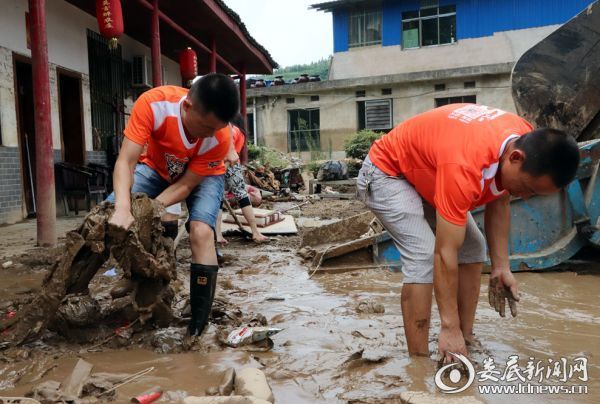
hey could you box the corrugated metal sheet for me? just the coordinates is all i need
[333,9,349,52]
[331,0,594,50]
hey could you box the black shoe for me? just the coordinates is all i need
[188,264,219,336]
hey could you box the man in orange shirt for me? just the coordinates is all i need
[107,73,239,336]
[357,104,580,362]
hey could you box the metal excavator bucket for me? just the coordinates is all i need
[511,0,600,140]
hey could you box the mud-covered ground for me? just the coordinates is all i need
[0,199,598,403]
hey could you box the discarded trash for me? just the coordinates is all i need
[218,368,235,396]
[264,297,285,302]
[131,387,163,403]
[226,326,283,348]
[2,261,13,269]
[103,267,118,277]
[234,368,275,403]
[355,299,385,314]
[317,160,349,181]
[5,310,16,319]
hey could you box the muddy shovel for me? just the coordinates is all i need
[223,199,253,239]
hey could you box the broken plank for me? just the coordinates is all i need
[61,358,93,399]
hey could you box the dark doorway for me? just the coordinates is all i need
[14,58,36,217]
[58,70,85,165]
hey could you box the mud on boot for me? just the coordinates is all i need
[188,263,219,336]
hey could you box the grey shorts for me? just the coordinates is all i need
[356,156,486,284]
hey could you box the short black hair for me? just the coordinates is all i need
[514,128,579,188]
[189,73,239,122]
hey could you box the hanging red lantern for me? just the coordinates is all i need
[96,0,124,50]
[179,47,198,84]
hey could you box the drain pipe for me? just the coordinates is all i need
[252,97,257,146]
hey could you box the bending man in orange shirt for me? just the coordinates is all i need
[107,74,239,336]
[357,104,580,362]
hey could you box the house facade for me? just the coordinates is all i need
[247,0,592,159]
[0,0,275,225]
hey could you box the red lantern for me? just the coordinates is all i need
[96,0,124,50]
[179,47,198,84]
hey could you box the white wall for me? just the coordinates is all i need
[329,25,559,80]
[253,73,514,156]
[0,0,182,152]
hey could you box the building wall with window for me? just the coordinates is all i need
[247,0,592,158]
[0,0,181,224]
[329,0,592,80]
[249,67,512,159]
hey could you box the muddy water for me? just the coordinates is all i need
[1,226,599,402]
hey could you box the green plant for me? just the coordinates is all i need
[246,143,289,168]
[344,130,384,160]
[305,161,321,179]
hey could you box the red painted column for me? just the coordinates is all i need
[209,36,217,73]
[239,65,247,119]
[151,0,162,86]
[239,66,248,163]
[29,0,56,246]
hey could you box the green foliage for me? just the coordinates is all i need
[344,130,384,160]
[246,143,289,169]
[305,161,322,179]
[253,58,330,82]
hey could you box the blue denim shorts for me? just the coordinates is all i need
[106,164,224,229]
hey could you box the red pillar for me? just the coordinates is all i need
[151,0,162,87]
[239,66,248,163]
[209,36,217,73]
[239,65,247,119]
[29,0,56,246]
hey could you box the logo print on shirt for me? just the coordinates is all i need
[165,153,189,181]
[448,105,507,124]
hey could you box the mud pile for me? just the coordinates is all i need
[0,194,176,347]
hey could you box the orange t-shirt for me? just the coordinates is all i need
[124,85,231,182]
[232,125,245,154]
[368,104,534,226]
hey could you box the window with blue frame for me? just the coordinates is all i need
[402,4,456,48]
[349,8,382,48]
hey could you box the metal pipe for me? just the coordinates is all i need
[151,0,162,86]
[29,0,56,246]
[135,0,239,74]
[252,97,257,146]
[209,36,217,73]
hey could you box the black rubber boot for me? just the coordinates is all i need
[162,220,178,240]
[188,263,219,336]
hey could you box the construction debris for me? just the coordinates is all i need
[234,368,275,403]
[0,194,176,347]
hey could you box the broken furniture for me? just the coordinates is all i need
[305,141,600,273]
[308,178,357,195]
[55,162,108,215]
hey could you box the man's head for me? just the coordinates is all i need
[181,73,240,138]
[500,128,579,199]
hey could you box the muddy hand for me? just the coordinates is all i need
[489,271,519,317]
[108,207,134,230]
[438,327,467,364]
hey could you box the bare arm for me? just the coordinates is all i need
[434,213,468,361]
[109,138,144,229]
[485,194,510,270]
[155,169,203,207]
[485,194,519,317]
